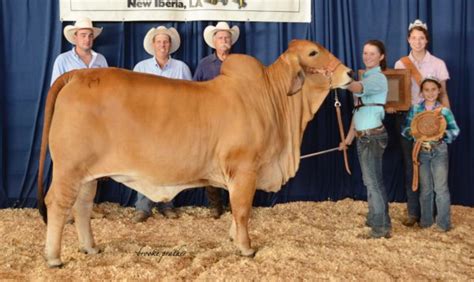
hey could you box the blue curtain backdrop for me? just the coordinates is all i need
[1,0,473,208]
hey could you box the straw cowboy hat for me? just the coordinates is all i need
[143,26,181,56]
[203,22,240,49]
[63,17,103,45]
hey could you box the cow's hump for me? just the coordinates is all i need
[221,54,265,81]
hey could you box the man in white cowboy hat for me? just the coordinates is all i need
[131,26,192,223]
[133,26,191,79]
[193,22,240,218]
[50,17,108,85]
[193,21,240,81]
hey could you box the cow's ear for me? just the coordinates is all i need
[288,70,305,95]
[282,52,304,95]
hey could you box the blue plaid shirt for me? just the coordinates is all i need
[402,101,460,144]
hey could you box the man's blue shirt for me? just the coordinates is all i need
[133,57,192,80]
[193,53,222,81]
[50,47,108,85]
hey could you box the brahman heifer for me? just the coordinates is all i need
[38,40,352,267]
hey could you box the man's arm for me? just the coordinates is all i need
[101,56,108,67]
[193,63,203,81]
[183,64,192,81]
[50,57,63,86]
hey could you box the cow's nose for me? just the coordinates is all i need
[347,69,354,78]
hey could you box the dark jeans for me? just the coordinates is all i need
[357,129,391,237]
[135,192,174,215]
[206,186,224,210]
[418,143,451,230]
[395,113,420,219]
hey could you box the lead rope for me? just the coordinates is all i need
[300,89,351,175]
[411,140,422,191]
[334,90,351,175]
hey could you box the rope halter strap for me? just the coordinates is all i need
[305,58,342,88]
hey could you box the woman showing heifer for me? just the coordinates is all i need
[341,40,391,239]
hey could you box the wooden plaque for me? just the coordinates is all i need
[358,68,411,111]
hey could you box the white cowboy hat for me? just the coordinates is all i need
[203,22,240,49]
[63,17,103,45]
[143,26,181,56]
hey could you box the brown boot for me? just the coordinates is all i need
[206,186,224,219]
[161,208,179,219]
[402,216,419,227]
[358,231,392,239]
[210,206,224,219]
[132,210,150,223]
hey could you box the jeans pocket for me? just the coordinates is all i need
[358,136,371,144]
[377,136,388,149]
[438,142,448,153]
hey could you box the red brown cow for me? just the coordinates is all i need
[38,40,352,267]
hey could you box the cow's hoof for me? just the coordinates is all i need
[228,223,236,242]
[47,258,64,268]
[240,248,256,257]
[228,232,236,242]
[79,246,100,255]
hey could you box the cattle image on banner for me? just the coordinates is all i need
[204,0,248,8]
[37,40,353,267]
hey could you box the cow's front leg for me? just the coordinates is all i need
[72,180,99,255]
[44,179,80,268]
[228,170,257,257]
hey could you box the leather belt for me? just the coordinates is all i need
[353,103,385,112]
[355,125,385,138]
[420,140,443,151]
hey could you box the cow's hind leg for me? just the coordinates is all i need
[228,170,257,257]
[44,177,81,268]
[229,218,237,241]
[72,180,99,255]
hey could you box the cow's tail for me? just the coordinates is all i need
[38,71,75,224]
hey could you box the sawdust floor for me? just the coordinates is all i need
[0,199,473,280]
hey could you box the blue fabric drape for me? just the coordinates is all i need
[1,0,473,208]
[0,2,6,208]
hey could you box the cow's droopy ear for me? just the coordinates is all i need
[288,70,305,95]
[282,52,305,95]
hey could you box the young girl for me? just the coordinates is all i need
[342,40,390,239]
[402,77,460,231]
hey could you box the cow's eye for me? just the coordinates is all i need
[309,50,318,57]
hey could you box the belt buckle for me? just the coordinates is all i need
[356,130,365,138]
[421,143,432,151]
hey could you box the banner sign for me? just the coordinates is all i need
[59,0,311,23]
